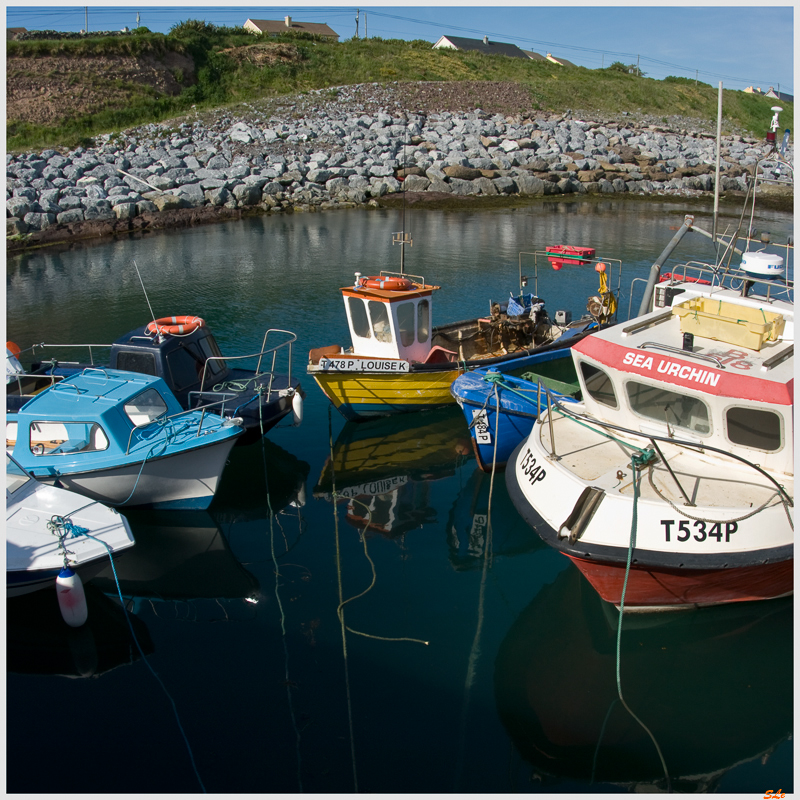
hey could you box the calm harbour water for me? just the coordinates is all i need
[6,198,793,793]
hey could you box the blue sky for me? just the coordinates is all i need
[6,4,794,95]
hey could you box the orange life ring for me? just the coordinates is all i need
[6,341,21,357]
[361,276,413,291]
[146,316,206,336]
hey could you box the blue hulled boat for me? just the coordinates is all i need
[451,350,581,472]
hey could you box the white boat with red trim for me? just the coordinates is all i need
[506,211,793,609]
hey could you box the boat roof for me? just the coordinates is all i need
[17,368,180,417]
[574,282,794,404]
[340,282,439,301]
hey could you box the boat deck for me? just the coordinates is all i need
[536,409,793,512]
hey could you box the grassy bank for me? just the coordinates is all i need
[7,22,793,151]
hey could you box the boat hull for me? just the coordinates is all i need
[310,368,458,421]
[506,439,794,609]
[34,438,239,510]
[565,554,793,609]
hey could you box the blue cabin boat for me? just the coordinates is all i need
[7,368,243,510]
[451,350,582,472]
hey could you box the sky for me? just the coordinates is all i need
[4,4,795,96]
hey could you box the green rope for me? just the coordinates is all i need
[614,453,671,791]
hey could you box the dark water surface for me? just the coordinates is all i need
[6,199,793,793]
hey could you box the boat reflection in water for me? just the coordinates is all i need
[446,467,545,570]
[494,565,792,792]
[314,407,472,538]
[90,510,262,615]
[7,582,153,678]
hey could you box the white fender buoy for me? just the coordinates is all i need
[56,567,88,627]
[292,391,304,427]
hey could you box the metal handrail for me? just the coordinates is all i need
[637,342,727,369]
[124,398,237,454]
[31,342,113,365]
[198,329,297,397]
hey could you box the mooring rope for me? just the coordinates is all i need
[615,452,671,792]
[329,406,359,793]
[80,525,207,793]
[262,428,304,791]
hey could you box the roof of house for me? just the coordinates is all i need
[522,49,548,61]
[245,18,338,39]
[7,27,27,40]
[545,53,578,68]
[433,35,530,59]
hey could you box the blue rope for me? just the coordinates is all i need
[72,524,207,793]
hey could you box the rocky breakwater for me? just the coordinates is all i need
[6,84,792,250]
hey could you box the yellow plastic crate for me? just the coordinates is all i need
[672,297,785,351]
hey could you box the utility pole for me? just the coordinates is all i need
[355,8,359,38]
[636,54,640,76]
[136,11,140,29]
[695,69,698,86]
[364,12,367,38]
[85,6,88,32]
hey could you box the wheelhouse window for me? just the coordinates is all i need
[626,381,710,435]
[396,302,416,347]
[124,388,168,426]
[166,339,223,390]
[579,362,618,408]
[417,299,430,343]
[368,301,393,343]
[116,351,157,376]
[725,406,782,451]
[196,335,226,378]
[29,421,109,455]
[348,297,371,339]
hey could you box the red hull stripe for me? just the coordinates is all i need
[567,554,793,607]
[574,335,792,405]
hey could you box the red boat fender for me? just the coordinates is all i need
[146,315,206,335]
[361,276,413,291]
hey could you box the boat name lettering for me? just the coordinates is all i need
[661,519,737,543]
[320,358,410,373]
[520,448,546,486]
[622,351,721,386]
[764,792,786,799]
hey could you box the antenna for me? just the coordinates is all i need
[392,137,412,274]
[133,261,159,331]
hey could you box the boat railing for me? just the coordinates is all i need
[519,251,623,308]
[124,398,239,454]
[537,388,793,507]
[196,328,297,399]
[30,342,113,366]
[378,269,427,287]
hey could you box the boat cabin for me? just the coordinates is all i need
[107,323,229,408]
[340,273,442,363]
[8,369,189,465]
[569,283,794,477]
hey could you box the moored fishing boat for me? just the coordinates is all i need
[308,241,617,421]
[8,316,304,443]
[7,368,243,510]
[506,209,794,608]
[451,351,582,473]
